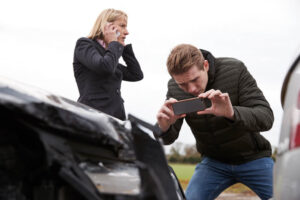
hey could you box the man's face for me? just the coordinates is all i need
[172,61,209,96]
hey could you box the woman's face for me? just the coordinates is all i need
[113,17,129,46]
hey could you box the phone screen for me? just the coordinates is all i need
[172,97,211,115]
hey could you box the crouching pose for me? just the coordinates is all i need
[156,44,274,200]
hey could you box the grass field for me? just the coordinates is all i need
[170,163,196,180]
[169,163,254,195]
[169,163,195,189]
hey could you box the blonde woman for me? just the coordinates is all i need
[73,9,143,120]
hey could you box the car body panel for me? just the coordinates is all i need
[0,77,185,200]
[274,54,300,200]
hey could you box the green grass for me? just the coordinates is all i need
[169,163,195,180]
[169,163,195,189]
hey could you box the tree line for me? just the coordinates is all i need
[166,142,202,164]
[167,142,277,164]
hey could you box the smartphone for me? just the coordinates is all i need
[172,97,212,115]
[116,30,120,37]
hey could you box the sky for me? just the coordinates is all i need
[1,0,300,149]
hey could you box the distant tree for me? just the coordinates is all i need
[167,142,202,164]
[183,144,201,164]
[168,142,183,163]
[170,142,183,156]
[184,144,198,157]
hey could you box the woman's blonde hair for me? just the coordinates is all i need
[88,9,127,40]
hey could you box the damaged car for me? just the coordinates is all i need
[0,77,185,200]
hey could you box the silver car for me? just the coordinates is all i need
[273,54,300,200]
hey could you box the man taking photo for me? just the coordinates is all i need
[156,44,274,200]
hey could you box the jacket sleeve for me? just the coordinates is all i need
[158,81,184,145]
[75,38,124,75]
[233,64,274,132]
[119,44,144,81]
[159,118,184,145]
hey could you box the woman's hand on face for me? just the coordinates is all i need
[103,23,118,45]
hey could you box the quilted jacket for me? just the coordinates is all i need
[161,50,274,164]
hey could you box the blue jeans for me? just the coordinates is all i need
[185,157,273,200]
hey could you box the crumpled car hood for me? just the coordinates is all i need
[0,77,134,160]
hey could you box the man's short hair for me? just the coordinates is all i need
[167,44,204,75]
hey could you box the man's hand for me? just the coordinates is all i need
[156,98,186,132]
[197,89,234,120]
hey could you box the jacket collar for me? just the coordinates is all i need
[91,38,106,54]
[200,49,216,90]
